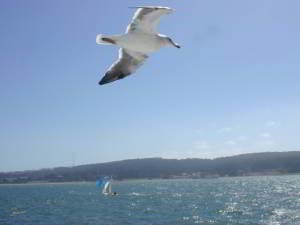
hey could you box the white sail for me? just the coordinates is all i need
[102,181,112,195]
[108,182,112,193]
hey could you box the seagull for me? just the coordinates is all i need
[96,6,180,85]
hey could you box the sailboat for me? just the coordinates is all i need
[102,180,112,195]
[96,176,117,195]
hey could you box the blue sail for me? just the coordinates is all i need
[96,176,111,187]
[96,180,103,187]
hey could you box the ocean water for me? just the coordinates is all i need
[0,175,300,225]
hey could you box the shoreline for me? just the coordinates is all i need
[1,173,300,185]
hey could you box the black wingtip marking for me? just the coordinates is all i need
[101,37,116,44]
[99,74,111,85]
[99,72,131,86]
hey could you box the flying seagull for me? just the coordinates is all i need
[96,6,180,85]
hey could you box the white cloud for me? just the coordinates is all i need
[260,132,272,138]
[266,120,281,127]
[257,132,276,148]
[194,141,210,149]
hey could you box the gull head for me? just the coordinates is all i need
[164,36,180,48]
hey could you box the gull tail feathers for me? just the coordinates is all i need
[96,34,117,45]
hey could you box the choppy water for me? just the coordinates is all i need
[0,175,300,225]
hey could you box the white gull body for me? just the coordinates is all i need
[96,6,180,85]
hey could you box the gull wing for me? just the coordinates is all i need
[99,49,148,85]
[126,6,174,34]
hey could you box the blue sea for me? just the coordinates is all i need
[0,175,300,225]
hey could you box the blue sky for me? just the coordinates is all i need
[1,0,300,171]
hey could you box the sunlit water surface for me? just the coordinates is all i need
[0,175,300,225]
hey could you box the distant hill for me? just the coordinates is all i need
[1,151,300,183]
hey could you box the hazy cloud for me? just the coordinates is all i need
[262,139,275,146]
[266,120,281,127]
[218,127,233,133]
[260,132,272,138]
[194,141,210,150]
[225,140,237,145]
[237,136,247,141]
